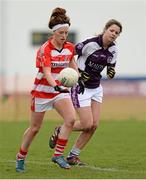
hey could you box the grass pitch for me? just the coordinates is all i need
[0,120,146,179]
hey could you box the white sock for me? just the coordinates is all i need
[68,147,81,157]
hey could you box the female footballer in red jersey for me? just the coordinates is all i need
[15,7,84,171]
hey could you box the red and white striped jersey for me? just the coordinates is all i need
[31,39,75,99]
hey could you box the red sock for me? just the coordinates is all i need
[16,148,28,160]
[53,138,68,157]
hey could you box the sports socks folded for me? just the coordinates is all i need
[53,138,68,157]
[68,147,81,158]
[16,148,28,160]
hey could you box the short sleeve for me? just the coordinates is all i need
[75,38,97,57]
[36,46,51,68]
[108,45,118,67]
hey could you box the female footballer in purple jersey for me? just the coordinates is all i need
[49,19,122,165]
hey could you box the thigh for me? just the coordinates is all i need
[92,85,103,103]
[91,100,101,126]
[32,93,70,112]
[53,98,76,122]
[71,86,92,108]
[77,106,93,128]
[30,111,45,128]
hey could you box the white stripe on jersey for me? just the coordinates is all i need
[33,84,66,93]
[33,84,55,93]
[36,72,44,80]
[77,42,101,71]
[51,48,72,56]
[82,42,101,57]
[36,72,58,80]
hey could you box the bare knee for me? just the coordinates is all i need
[29,125,41,135]
[84,124,98,133]
[91,124,98,132]
[64,116,75,129]
[82,123,93,132]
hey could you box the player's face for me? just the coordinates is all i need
[103,24,121,43]
[53,27,69,45]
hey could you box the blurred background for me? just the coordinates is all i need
[0,0,146,121]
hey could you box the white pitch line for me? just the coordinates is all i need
[1,159,146,174]
[79,165,122,172]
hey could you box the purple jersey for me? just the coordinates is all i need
[75,35,118,88]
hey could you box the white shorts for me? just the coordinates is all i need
[31,93,70,112]
[71,85,103,108]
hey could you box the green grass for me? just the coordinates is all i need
[0,120,146,179]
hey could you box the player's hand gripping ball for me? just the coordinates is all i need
[57,67,79,87]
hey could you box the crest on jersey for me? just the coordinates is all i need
[107,56,113,63]
[76,43,84,49]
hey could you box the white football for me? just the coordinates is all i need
[57,67,79,87]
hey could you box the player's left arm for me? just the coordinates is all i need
[107,66,116,79]
[107,46,118,79]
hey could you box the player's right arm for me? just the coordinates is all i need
[42,66,57,87]
[37,45,69,93]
